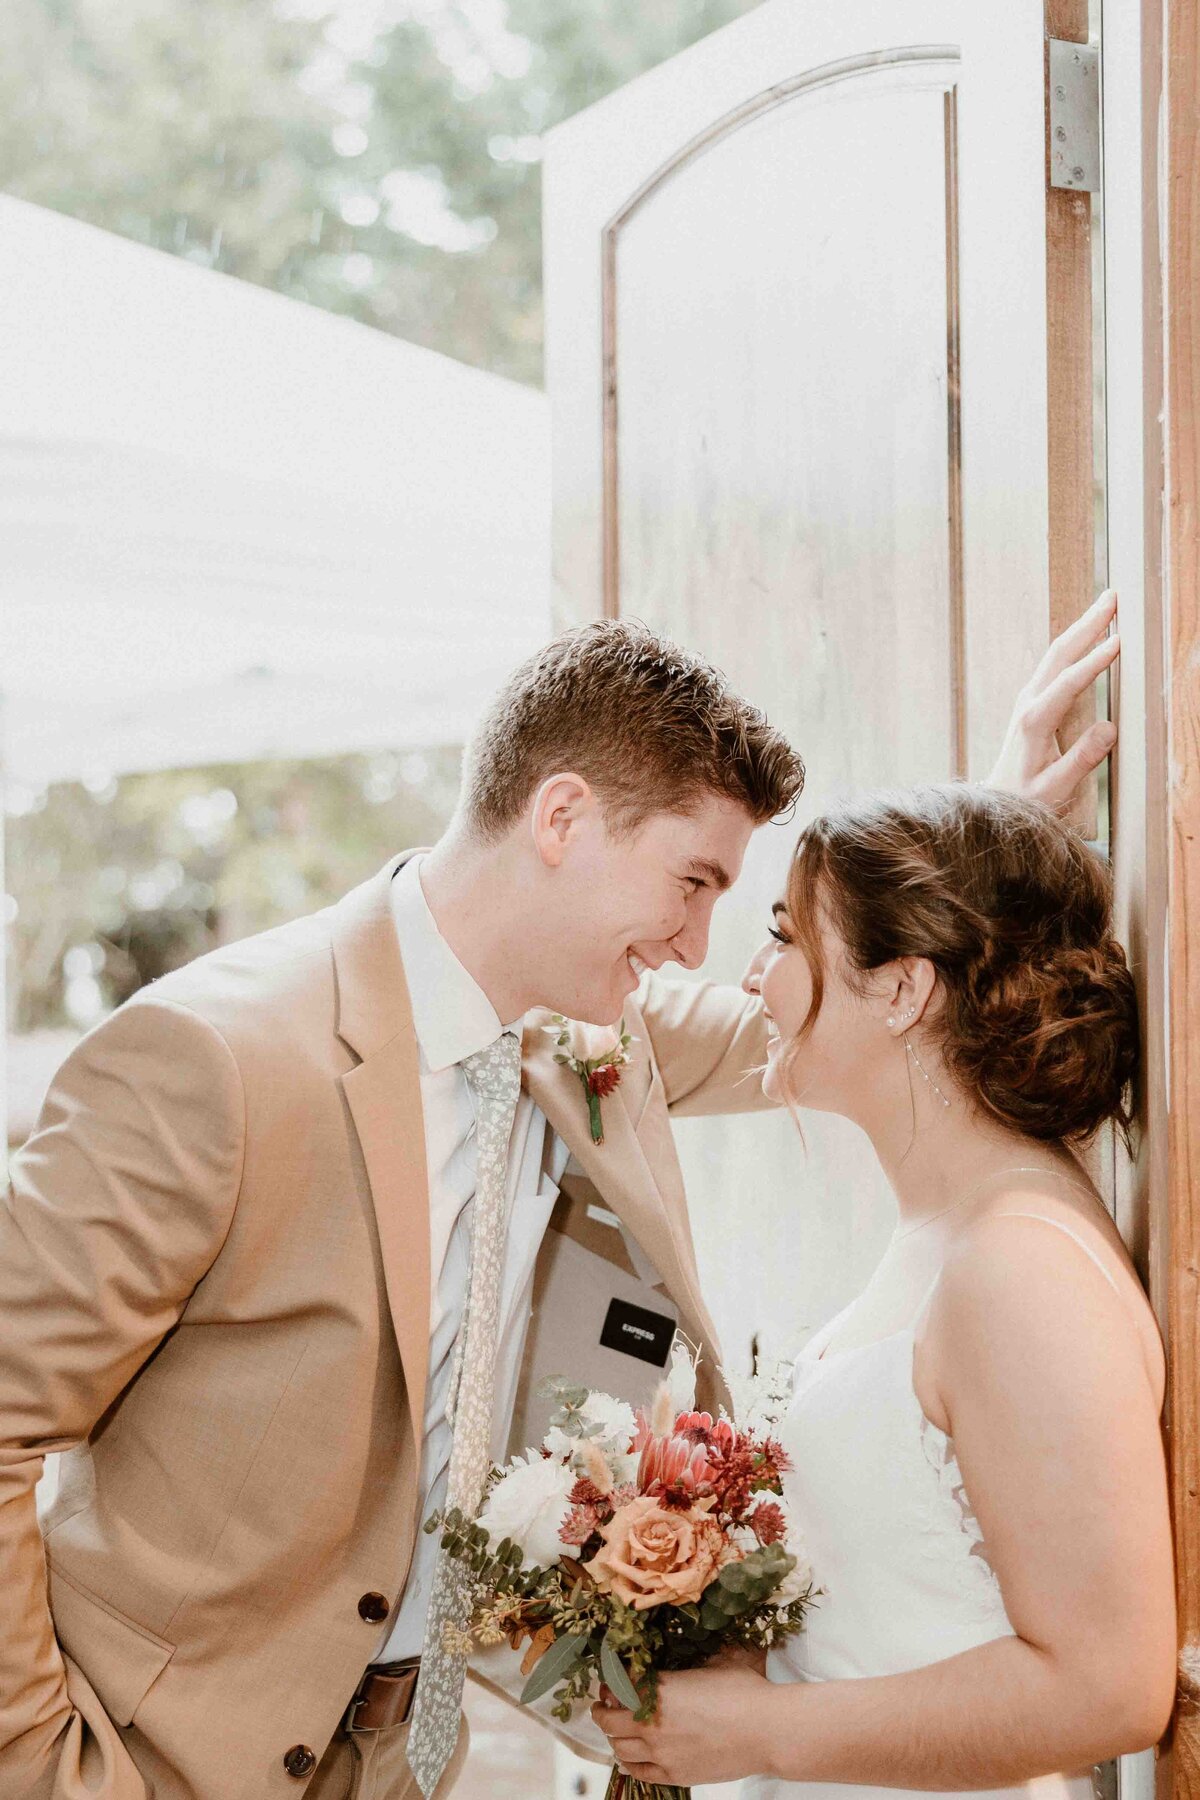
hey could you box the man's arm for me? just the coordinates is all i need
[0,995,244,1800]
[637,975,775,1118]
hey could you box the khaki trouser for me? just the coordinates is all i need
[307,1715,470,1800]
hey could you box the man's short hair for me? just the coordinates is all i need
[461,618,804,841]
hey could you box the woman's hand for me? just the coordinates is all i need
[591,1649,776,1788]
[986,588,1119,810]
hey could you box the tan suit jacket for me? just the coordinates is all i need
[0,854,772,1800]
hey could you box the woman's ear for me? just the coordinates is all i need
[899,956,939,1024]
[880,956,939,1030]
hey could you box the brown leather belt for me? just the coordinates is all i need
[343,1657,422,1734]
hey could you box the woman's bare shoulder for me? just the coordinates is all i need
[931,1184,1165,1407]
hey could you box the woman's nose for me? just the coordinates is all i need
[741,944,768,995]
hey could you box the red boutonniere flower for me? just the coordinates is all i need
[544,1015,636,1145]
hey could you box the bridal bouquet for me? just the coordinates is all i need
[425,1349,814,1800]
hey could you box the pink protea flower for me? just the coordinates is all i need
[675,1412,736,1455]
[638,1431,717,1510]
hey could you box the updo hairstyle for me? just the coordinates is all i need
[782,784,1138,1145]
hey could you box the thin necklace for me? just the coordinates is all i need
[892,1163,1093,1241]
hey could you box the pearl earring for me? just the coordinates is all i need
[905,1036,952,1109]
[888,1005,917,1029]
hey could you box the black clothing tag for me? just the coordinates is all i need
[599,1296,675,1367]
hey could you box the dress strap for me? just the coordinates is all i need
[909,1264,948,1333]
[909,1209,1121,1336]
[988,1211,1122,1297]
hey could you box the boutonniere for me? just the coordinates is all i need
[542,1015,637,1145]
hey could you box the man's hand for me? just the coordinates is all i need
[986,589,1119,811]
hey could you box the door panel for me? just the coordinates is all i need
[545,0,1064,1366]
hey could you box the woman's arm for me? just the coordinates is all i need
[596,1213,1175,1789]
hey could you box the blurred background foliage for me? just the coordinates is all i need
[0,0,758,385]
[2,0,758,1083]
[6,748,462,1038]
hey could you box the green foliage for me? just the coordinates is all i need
[0,0,762,384]
[599,1629,643,1712]
[5,748,461,1035]
[519,1628,589,1704]
[541,1376,606,1440]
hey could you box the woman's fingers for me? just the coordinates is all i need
[1025,632,1120,733]
[1031,718,1119,809]
[1028,589,1118,695]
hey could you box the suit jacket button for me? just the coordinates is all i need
[284,1745,316,1778]
[358,1591,390,1623]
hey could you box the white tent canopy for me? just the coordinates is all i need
[0,196,551,790]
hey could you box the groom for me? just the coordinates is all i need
[0,602,1118,1800]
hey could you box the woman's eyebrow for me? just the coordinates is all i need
[772,902,788,918]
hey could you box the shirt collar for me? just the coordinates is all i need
[389,854,524,1073]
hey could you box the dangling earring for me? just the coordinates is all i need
[904,1036,951,1109]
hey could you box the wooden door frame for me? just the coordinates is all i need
[1159,0,1200,1789]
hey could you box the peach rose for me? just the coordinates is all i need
[588,1494,735,1610]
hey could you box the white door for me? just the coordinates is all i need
[543,0,1087,1369]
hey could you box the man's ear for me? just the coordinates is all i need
[531,772,595,869]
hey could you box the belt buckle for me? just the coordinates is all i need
[343,1670,373,1737]
[343,1659,421,1736]
[343,1692,369,1736]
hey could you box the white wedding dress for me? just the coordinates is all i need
[744,1213,1111,1800]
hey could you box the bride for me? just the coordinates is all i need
[593,781,1175,1796]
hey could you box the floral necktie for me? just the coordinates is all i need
[407,1029,523,1796]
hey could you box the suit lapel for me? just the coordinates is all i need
[333,853,432,1436]
[522,1008,720,1368]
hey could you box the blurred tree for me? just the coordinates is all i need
[5,749,462,1034]
[0,0,759,383]
[2,0,760,1045]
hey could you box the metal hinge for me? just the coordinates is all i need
[1048,39,1100,192]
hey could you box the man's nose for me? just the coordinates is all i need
[670,908,712,971]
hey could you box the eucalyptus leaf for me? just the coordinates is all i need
[599,1634,643,1713]
[519,1631,590,1705]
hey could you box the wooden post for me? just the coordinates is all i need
[1163,0,1200,1787]
[1044,0,1098,841]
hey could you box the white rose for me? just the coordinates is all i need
[566,1021,630,1064]
[542,1425,577,1461]
[478,1452,577,1569]
[773,1537,814,1608]
[581,1392,636,1450]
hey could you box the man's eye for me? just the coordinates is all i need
[683,876,705,892]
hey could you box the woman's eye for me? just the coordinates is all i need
[768,925,788,945]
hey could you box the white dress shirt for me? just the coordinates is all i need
[376,854,569,1661]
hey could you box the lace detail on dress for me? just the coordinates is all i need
[917,1414,1010,1626]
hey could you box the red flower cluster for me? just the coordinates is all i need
[560,1475,635,1546]
[633,1409,791,1522]
[746,1500,788,1546]
[587,1064,622,1098]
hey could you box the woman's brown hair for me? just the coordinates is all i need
[781,783,1138,1146]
